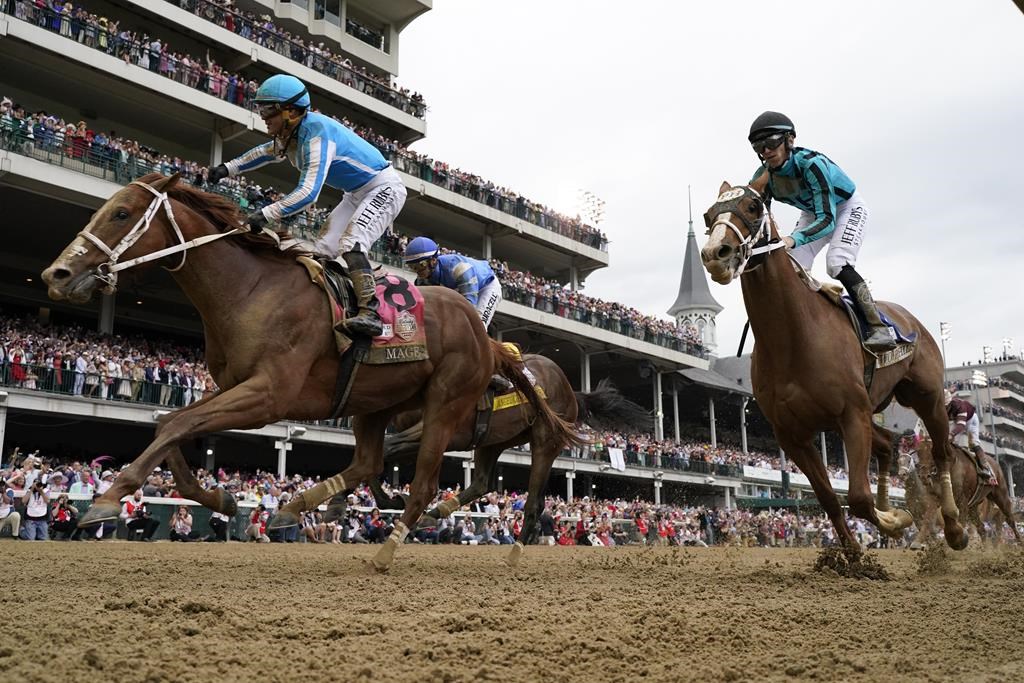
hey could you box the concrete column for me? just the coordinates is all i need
[482,232,492,260]
[275,439,292,480]
[708,396,717,448]
[740,397,749,455]
[672,387,680,444]
[653,373,664,441]
[463,460,473,489]
[392,465,400,488]
[581,352,592,392]
[565,471,576,501]
[495,329,504,343]
[570,264,579,291]
[779,447,787,471]
[1004,460,1015,498]
[98,293,115,334]
[820,433,828,468]
[653,479,663,506]
[724,486,732,510]
[842,442,849,473]
[210,130,223,166]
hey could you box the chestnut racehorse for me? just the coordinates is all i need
[271,356,649,566]
[41,173,578,570]
[701,180,966,556]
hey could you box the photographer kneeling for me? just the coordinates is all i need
[120,490,160,541]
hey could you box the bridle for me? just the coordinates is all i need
[77,180,241,292]
[704,185,787,277]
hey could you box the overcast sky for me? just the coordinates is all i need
[399,1,1024,367]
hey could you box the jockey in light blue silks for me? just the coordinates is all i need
[403,236,511,391]
[207,74,407,338]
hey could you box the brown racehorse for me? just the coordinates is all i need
[701,180,966,556]
[40,173,578,570]
[272,355,649,566]
[896,434,1020,545]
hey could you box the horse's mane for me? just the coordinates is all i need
[137,173,302,256]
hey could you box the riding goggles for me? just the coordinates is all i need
[257,103,282,119]
[751,133,787,154]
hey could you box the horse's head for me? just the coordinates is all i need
[42,174,184,303]
[700,181,780,284]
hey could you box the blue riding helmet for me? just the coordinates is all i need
[254,74,311,110]
[404,236,440,264]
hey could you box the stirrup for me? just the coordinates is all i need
[864,327,897,351]
[489,375,514,393]
[344,312,383,338]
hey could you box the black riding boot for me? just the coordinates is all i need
[836,266,896,352]
[341,248,383,338]
[973,445,997,484]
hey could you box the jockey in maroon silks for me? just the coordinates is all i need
[944,390,996,485]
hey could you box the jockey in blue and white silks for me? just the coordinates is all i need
[748,111,895,351]
[207,74,406,337]
[403,237,501,329]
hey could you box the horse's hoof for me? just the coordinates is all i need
[945,526,969,551]
[219,489,237,517]
[78,502,120,528]
[267,510,299,530]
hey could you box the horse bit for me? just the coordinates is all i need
[705,185,786,277]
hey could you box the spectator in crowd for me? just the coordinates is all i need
[20,479,50,540]
[0,487,21,539]
[120,489,160,541]
[208,505,229,541]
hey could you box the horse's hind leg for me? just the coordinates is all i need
[507,437,561,568]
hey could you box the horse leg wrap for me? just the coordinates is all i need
[435,497,462,519]
[875,478,890,512]
[939,471,960,520]
[372,520,409,572]
[505,541,525,568]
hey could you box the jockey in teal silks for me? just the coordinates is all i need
[748,111,896,352]
[207,74,407,338]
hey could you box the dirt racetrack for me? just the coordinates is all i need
[1,541,1022,683]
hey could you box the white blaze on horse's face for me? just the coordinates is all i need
[701,187,749,285]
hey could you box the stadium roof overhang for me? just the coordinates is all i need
[676,366,753,397]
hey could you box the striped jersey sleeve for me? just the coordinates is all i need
[224,141,282,176]
[791,156,838,247]
[262,136,335,220]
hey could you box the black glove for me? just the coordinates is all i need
[246,211,269,233]
[207,164,229,185]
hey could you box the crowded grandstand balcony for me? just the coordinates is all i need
[4,0,426,141]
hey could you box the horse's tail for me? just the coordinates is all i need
[490,340,587,450]
[575,379,653,434]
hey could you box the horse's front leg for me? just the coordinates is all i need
[79,377,286,526]
[870,425,893,512]
[842,412,913,540]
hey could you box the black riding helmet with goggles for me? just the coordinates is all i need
[748,111,795,155]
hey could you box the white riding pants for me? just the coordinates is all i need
[952,413,981,449]
[315,166,407,257]
[475,279,502,329]
[789,191,868,278]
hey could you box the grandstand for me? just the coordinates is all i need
[0,0,938,512]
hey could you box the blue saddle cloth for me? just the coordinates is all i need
[840,296,918,344]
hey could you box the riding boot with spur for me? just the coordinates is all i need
[973,444,998,486]
[489,375,515,393]
[341,248,383,338]
[836,266,896,352]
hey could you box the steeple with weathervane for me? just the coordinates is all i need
[667,186,724,356]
